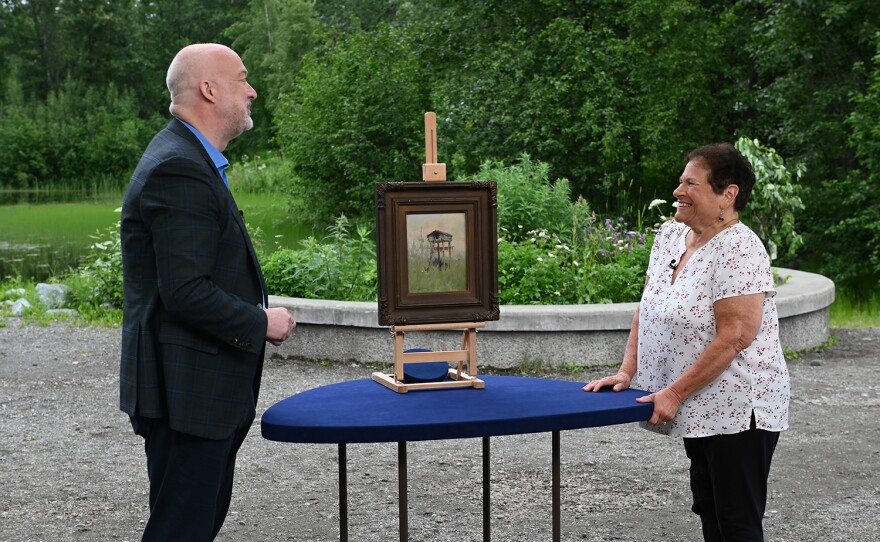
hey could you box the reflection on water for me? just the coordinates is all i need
[0,240,87,282]
[1,189,124,282]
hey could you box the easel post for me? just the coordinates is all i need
[422,112,446,182]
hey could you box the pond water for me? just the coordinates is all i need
[0,190,311,282]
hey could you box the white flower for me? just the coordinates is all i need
[573,260,579,266]
[548,252,556,258]
[554,291,561,296]
[648,198,666,210]
[537,257,544,262]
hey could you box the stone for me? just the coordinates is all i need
[4,288,26,299]
[35,283,71,309]
[10,298,33,316]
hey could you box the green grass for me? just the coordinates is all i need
[407,255,468,293]
[830,287,880,328]
[230,191,314,250]
[0,191,123,281]
[0,200,120,241]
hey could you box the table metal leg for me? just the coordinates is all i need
[483,436,491,542]
[338,443,348,542]
[399,441,408,541]
[552,430,560,542]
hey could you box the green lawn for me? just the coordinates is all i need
[830,288,880,328]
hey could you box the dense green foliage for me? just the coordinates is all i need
[273,24,427,222]
[258,156,657,304]
[473,154,590,243]
[735,138,805,262]
[821,40,880,288]
[0,149,845,315]
[259,215,377,301]
[2,0,878,293]
[74,217,124,309]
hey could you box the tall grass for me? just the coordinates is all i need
[830,288,880,328]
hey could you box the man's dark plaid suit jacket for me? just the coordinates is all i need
[120,118,269,440]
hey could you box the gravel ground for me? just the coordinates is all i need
[1,321,878,542]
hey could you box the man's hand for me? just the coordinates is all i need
[265,307,296,346]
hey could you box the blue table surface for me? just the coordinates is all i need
[261,376,654,444]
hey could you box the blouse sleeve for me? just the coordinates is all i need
[711,226,776,302]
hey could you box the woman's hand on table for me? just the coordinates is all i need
[636,387,684,425]
[582,371,632,392]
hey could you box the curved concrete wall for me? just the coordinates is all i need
[267,268,835,369]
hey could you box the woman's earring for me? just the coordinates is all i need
[719,208,725,221]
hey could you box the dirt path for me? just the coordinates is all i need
[1,322,877,541]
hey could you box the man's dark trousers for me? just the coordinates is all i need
[131,407,255,542]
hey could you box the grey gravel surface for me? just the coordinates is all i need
[1,321,878,542]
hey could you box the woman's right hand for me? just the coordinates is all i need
[582,371,632,392]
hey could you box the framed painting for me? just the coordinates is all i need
[376,181,499,326]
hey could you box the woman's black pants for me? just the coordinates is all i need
[682,415,780,542]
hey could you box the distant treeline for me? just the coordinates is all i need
[1,1,878,289]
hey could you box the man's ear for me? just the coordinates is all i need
[200,80,216,102]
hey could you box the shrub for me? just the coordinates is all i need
[260,215,377,301]
[273,24,426,224]
[497,229,573,304]
[473,153,589,242]
[498,215,653,305]
[70,215,124,308]
[258,158,654,305]
[735,137,805,262]
[227,152,293,194]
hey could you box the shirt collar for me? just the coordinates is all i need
[177,118,230,176]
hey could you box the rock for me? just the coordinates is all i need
[4,287,26,299]
[36,283,71,309]
[10,298,33,315]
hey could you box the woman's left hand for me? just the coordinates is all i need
[636,387,684,425]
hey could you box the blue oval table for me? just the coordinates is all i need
[261,375,653,541]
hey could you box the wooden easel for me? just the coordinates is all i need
[371,321,486,392]
[371,113,486,393]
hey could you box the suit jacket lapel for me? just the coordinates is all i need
[167,118,269,306]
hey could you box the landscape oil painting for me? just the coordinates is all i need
[375,181,499,326]
[405,212,468,293]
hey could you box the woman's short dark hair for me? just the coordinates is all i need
[687,143,755,211]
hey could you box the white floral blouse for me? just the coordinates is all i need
[635,220,790,438]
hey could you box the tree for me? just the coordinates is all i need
[274,24,428,223]
[742,0,880,283]
[735,137,805,263]
[821,34,880,290]
[227,0,325,155]
[404,0,751,206]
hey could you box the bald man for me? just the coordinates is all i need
[120,44,296,541]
